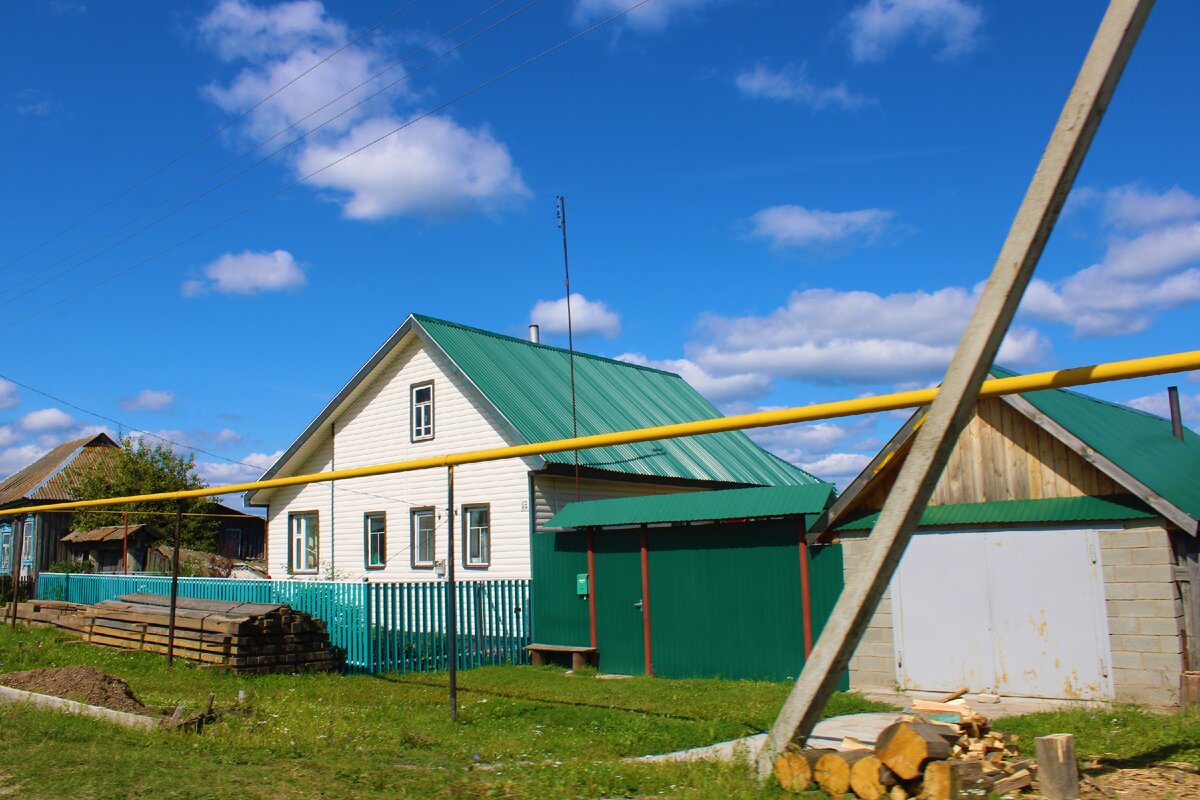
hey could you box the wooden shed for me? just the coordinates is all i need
[62,523,163,573]
[536,485,847,683]
[812,368,1200,706]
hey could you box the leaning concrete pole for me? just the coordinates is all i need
[757,0,1154,778]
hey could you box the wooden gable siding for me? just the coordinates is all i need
[856,397,1119,513]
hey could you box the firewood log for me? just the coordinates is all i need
[772,748,836,793]
[813,749,873,796]
[875,721,960,780]
[848,754,901,800]
[923,760,991,800]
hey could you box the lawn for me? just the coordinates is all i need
[3,624,1198,799]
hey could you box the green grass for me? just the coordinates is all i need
[995,704,1200,768]
[0,624,888,799]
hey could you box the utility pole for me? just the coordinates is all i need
[446,465,458,720]
[166,501,183,668]
[557,196,581,503]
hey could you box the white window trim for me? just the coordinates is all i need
[289,511,319,574]
[412,508,436,568]
[411,382,434,442]
[364,512,386,569]
[462,504,490,569]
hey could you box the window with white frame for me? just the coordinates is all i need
[411,382,434,441]
[364,512,386,569]
[0,523,10,572]
[412,509,435,568]
[289,512,319,573]
[21,516,33,565]
[463,505,490,567]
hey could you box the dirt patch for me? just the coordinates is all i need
[1078,764,1200,799]
[0,666,151,715]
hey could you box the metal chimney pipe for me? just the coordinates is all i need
[528,324,540,344]
[1168,386,1185,440]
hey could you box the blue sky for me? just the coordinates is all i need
[2,0,1198,501]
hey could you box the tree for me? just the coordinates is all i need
[69,435,219,551]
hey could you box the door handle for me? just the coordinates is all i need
[634,600,643,609]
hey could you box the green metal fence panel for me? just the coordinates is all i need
[530,531,591,647]
[35,573,531,675]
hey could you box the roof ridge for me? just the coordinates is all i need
[991,364,1177,425]
[411,313,681,377]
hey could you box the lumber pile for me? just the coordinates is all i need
[774,696,1035,799]
[21,594,339,674]
[13,599,92,631]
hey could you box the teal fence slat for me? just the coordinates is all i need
[35,573,531,675]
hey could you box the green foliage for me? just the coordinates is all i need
[48,559,94,574]
[69,435,219,552]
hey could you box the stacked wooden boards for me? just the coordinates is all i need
[774,700,1034,799]
[20,594,339,674]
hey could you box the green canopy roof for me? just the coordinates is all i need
[544,484,836,530]
[416,315,822,487]
[836,494,1156,531]
[991,366,1200,523]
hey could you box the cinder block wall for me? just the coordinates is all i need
[840,535,899,692]
[1099,524,1185,706]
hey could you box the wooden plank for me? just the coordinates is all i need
[757,2,1155,776]
[1036,734,1080,799]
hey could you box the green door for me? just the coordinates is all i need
[593,531,645,675]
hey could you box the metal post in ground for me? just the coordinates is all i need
[7,516,26,628]
[166,501,183,668]
[756,0,1155,777]
[446,465,458,720]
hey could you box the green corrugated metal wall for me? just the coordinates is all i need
[533,519,847,685]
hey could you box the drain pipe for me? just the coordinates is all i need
[1168,386,1185,440]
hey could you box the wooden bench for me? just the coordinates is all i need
[524,643,597,670]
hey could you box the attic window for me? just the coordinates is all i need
[411,382,434,442]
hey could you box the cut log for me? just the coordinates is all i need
[889,786,908,800]
[849,754,900,800]
[813,749,873,796]
[923,760,991,800]
[992,768,1033,795]
[875,721,960,780]
[773,748,835,793]
[1035,734,1080,800]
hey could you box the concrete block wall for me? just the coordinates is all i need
[1099,524,1185,706]
[841,535,899,692]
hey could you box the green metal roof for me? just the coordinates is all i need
[991,366,1200,522]
[415,314,822,487]
[544,484,836,530]
[835,494,1157,531]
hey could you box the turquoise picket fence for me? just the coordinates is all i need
[36,573,531,675]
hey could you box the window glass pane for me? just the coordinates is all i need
[412,384,434,439]
[414,386,431,403]
[413,510,435,564]
[291,513,319,571]
[366,514,385,567]
[465,507,489,565]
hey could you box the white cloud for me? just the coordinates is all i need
[184,250,307,296]
[797,452,873,482]
[19,408,74,432]
[0,426,19,448]
[196,451,284,486]
[748,205,895,251]
[690,287,1049,384]
[572,0,722,32]
[0,379,18,409]
[296,115,529,218]
[616,353,771,403]
[531,294,622,339]
[0,444,49,478]
[119,389,176,413]
[735,63,872,111]
[749,422,855,457]
[846,0,983,62]
[1021,185,1200,337]
[1126,390,1200,426]
[198,1,526,221]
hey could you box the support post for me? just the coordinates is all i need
[586,530,597,649]
[7,516,25,628]
[640,524,653,676]
[1035,734,1080,800]
[799,534,813,658]
[122,511,129,574]
[756,0,1154,777]
[166,501,183,668]
[447,465,458,721]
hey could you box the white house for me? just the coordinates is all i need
[246,314,820,582]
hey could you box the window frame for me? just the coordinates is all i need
[410,507,436,569]
[0,522,10,572]
[288,511,320,574]
[410,381,435,442]
[364,511,387,570]
[461,504,491,569]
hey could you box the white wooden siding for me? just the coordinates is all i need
[265,334,538,581]
[533,475,698,529]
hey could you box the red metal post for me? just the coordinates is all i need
[799,532,814,659]
[122,511,128,574]
[640,524,653,676]
[586,531,597,650]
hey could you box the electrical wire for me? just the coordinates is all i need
[0,0,652,330]
[0,0,423,275]
[0,0,525,303]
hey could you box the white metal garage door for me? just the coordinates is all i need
[891,528,1112,700]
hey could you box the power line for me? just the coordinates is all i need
[0,0,524,303]
[0,0,423,275]
[0,0,653,331]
